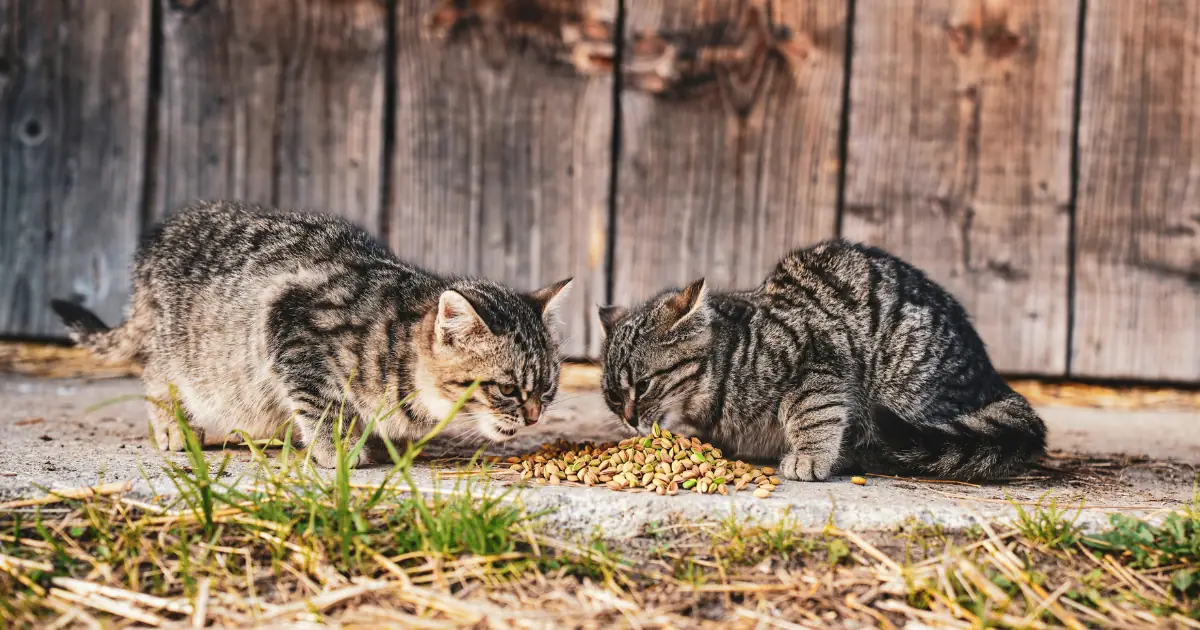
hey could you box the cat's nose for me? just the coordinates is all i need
[522,400,542,426]
[622,401,637,427]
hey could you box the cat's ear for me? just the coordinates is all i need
[435,290,489,345]
[663,278,709,331]
[528,278,573,322]
[598,305,628,338]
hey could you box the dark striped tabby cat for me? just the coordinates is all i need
[51,201,571,468]
[599,240,1046,482]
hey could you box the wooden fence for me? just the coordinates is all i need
[1,0,1198,383]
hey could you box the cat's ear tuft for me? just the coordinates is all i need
[529,278,573,320]
[435,290,489,345]
[598,305,628,338]
[664,278,709,330]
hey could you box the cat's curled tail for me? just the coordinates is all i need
[50,299,148,364]
[877,394,1047,482]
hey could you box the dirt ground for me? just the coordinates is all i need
[1,373,1196,538]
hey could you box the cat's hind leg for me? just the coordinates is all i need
[777,372,857,482]
[141,364,205,451]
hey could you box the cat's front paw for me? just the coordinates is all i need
[154,423,206,452]
[307,443,361,470]
[779,452,832,482]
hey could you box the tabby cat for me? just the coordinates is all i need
[599,240,1046,482]
[52,201,571,468]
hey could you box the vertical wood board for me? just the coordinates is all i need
[391,0,617,357]
[842,0,1079,375]
[611,0,847,308]
[0,0,150,336]
[1072,0,1200,381]
[154,0,386,228]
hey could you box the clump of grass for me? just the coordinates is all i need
[531,527,631,588]
[713,509,818,565]
[1011,493,1083,549]
[1083,495,1200,597]
[710,509,854,568]
[896,519,952,564]
[675,557,707,587]
[387,479,525,557]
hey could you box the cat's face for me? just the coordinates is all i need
[599,279,713,436]
[416,279,571,442]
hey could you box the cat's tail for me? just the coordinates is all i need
[878,394,1047,482]
[50,299,146,364]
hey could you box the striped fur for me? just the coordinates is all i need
[52,201,571,468]
[599,240,1046,482]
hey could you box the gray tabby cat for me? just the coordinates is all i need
[52,201,571,468]
[599,240,1046,482]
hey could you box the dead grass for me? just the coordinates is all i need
[2,482,1197,628]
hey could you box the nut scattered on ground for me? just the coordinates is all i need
[851,476,866,485]
[496,425,782,497]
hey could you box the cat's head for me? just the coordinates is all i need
[599,278,713,436]
[415,278,572,442]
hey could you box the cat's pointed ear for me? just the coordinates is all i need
[663,278,709,331]
[528,278,573,321]
[598,305,628,338]
[435,290,489,345]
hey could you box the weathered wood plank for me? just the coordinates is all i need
[611,1,846,308]
[843,0,1078,375]
[0,0,150,337]
[391,0,617,357]
[154,0,386,228]
[1072,0,1200,381]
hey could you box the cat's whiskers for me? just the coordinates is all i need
[442,426,486,451]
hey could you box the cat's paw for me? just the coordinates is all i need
[307,443,361,470]
[154,424,205,452]
[779,452,831,482]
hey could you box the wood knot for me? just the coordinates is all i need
[424,0,615,75]
[623,3,812,97]
[945,1,1025,61]
[17,117,46,147]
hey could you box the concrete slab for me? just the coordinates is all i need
[1,376,1196,538]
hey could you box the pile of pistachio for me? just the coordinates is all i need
[503,425,781,498]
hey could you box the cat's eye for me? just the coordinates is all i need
[634,379,651,397]
[498,384,520,398]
